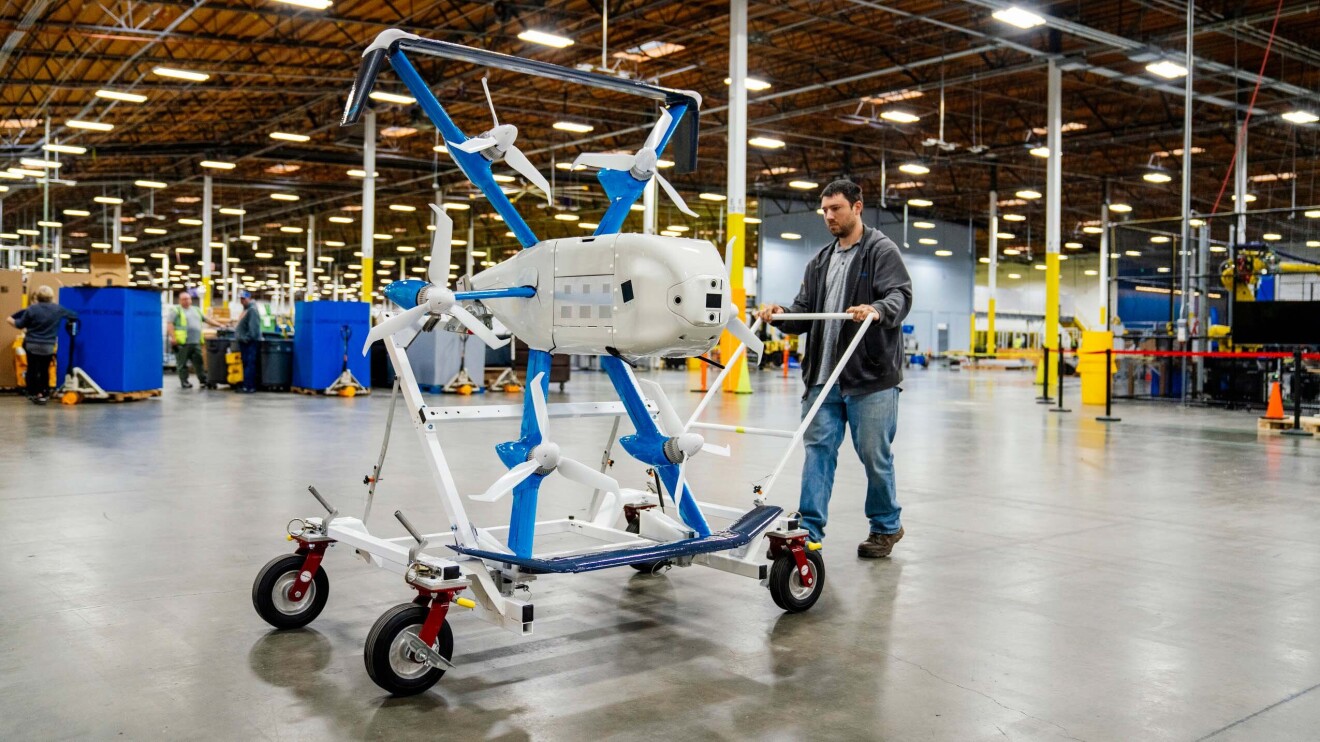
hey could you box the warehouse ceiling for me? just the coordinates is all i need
[1,0,1318,292]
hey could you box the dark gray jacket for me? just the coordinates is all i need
[11,302,78,347]
[773,225,913,397]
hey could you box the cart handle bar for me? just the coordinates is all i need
[769,312,859,321]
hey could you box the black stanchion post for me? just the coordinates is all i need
[1281,347,1313,437]
[1097,347,1121,422]
[1037,343,1053,404]
[1051,335,1071,413]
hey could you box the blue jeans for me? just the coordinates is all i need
[799,384,901,542]
[240,341,259,391]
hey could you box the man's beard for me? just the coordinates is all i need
[828,219,852,237]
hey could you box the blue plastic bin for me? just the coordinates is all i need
[292,301,370,390]
[55,287,164,393]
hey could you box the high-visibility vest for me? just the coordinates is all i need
[172,306,193,344]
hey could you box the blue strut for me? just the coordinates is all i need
[494,349,553,558]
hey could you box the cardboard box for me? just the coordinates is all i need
[85,253,131,287]
[0,270,23,388]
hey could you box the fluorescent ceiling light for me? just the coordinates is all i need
[918,238,938,245]
[657,159,674,169]
[67,119,114,131]
[1230,193,1257,202]
[699,192,727,201]
[95,89,147,103]
[879,110,920,124]
[347,169,379,178]
[934,249,953,257]
[997,232,1015,239]
[1281,110,1319,125]
[0,172,21,180]
[433,144,448,154]
[93,196,124,204]
[178,218,203,225]
[899,162,929,175]
[16,228,40,236]
[20,158,60,169]
[1016,190,1042,200]
[135,179,167,189]
[749,136,785,149]
[144,227,167,235]
[1065,241,1082,249]
[992,7,1046,29]
[43,143,86,155]
[1304,210,1320,219]
[200,160,235,170]
[388,204,416,211]
[554,213,580,221]
[491,174,515,183]
[1034,263,1047,270]
[269,131,310,142]
[37,221,62,228]
[1146,60,1188,79]
[7,168,43,177]
[368,91,416,105]
[153,66,209,82]
[380,126,416,139]
[373,233,392,240]
[63,209,91,217]
[1108,203,1132,213]
[1150,235,1171,243]
[1029,146,1050,158]
[1143,171,1172,183]
[907,198,933,207]
[518,30,574,48]
[1082,225,1103,234]
[629,204,646,212]
[724,77,771,91]
[325,240,345,247]
[788,180,818,190]
[281,226,304,233]
[119,236,137,243]
[1002,214,1026,222]
[1262,233,1282,241]
[218,207,245,215]
[271,193,299,201]
[441,202,470,210]
[912,221,935,229]
[552,121,594,133]
[780,232,801,240]
[328,216,353,224]
[273,0,333,9]
[1125,250,1141,256]
[745,217,761,224]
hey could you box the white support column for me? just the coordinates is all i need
[466,214,475,278]
[1178,1,1195,355]
[1234,124,1248,243]
[1099,195,1111,329]
[201,175,213,312]
[361,110,377,303]
[306,214,315,300]
[987,189,998,353]
[1044,59,1062,362]
[112,204,122,254]
[53,230,61,273]
[222,236,230,307]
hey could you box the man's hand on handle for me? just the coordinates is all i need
[756,304,784,323]
[845,304,880,322]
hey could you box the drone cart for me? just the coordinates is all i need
[251,30,875,696]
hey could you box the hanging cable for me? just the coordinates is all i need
[1209,0,1286,216]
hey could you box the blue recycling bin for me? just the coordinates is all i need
[292,301,370,390]
[55,287,163,392]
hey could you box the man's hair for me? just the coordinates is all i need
[820,179,863,207]
[34,285,54,303]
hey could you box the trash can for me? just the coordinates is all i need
[259,338,293,392]
[369,338,394,389]
[204,333,236,389]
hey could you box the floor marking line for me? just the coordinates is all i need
[1195,679,1320,740]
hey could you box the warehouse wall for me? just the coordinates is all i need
[759,204,975,354]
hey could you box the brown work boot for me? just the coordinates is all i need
[857,528,904,559]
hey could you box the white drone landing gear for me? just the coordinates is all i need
[323,324,370,397]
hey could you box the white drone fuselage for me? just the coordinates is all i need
[471,233,730,358]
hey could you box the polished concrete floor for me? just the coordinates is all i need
[3,364,1320,741]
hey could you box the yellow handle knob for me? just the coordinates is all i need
[454,597,476,609]
[807,541,822,551]
[286,534,294,541]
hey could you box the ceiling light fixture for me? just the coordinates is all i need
[699,192,728,201]
[1016,189,1042,200]
[93,196,124,205]
[908,198,933,207]
[153,66,209,82]
[200,160,236,170]
[552,121,594,133]
[899,162,929,175]
[1108,203,1132,213]
[66,120,114,131]
[725,77,771,91]
[269,131,310,142]
[43,144,86,155]
[270,193,299,201]
[749,136,786,149]
[992,6,1046,29]
[517,30,574,48]
[63,209,91,217]
[788,180,818,190]
[135,180,167,189]
[879,110,920,124]
[1146,60,1189,79]
[368,91,415,105]
[95,89,147,103]
[1281,110,1319,125]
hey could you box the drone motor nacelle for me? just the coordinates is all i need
[471,233,731,358]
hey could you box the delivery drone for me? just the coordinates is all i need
[252,30,875,697]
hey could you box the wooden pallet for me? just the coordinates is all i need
[291,386,372,397]
[94,389,162,403]
[1256,416,1320,434]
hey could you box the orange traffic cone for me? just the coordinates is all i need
[1262,380,1285,420]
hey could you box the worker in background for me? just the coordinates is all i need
[757,179,913,559]
[234,291,262,394]
[7,285,78,405]
[169,290,226,389]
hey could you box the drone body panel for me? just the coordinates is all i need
[471,233,728,358]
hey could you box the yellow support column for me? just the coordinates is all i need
[720,215,751,393]
[201,276,212,314]
[987,297,997,353]
[360,258,373,303]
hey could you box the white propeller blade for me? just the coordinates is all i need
[557,457,621,497]
[480,76,499,127]
[504,145,552,204]
[654,172,697,217]
[362,303,428,355]
[428,203,453,286]
[529,372,551,433]
[727,316,764,357]
[469,459,540,503]
[455,136,497,154]
[702,442,731,457]
[724,237,736,277]
[671,458,689,510]
[572,152,635,171]
[642,108,673,153]
[637,379,683,435]
[448,303,509,349]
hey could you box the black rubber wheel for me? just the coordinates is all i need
[624,519,670,574]
[364,603,453,696]
[768,549,825,613]
[252,553,329,630]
